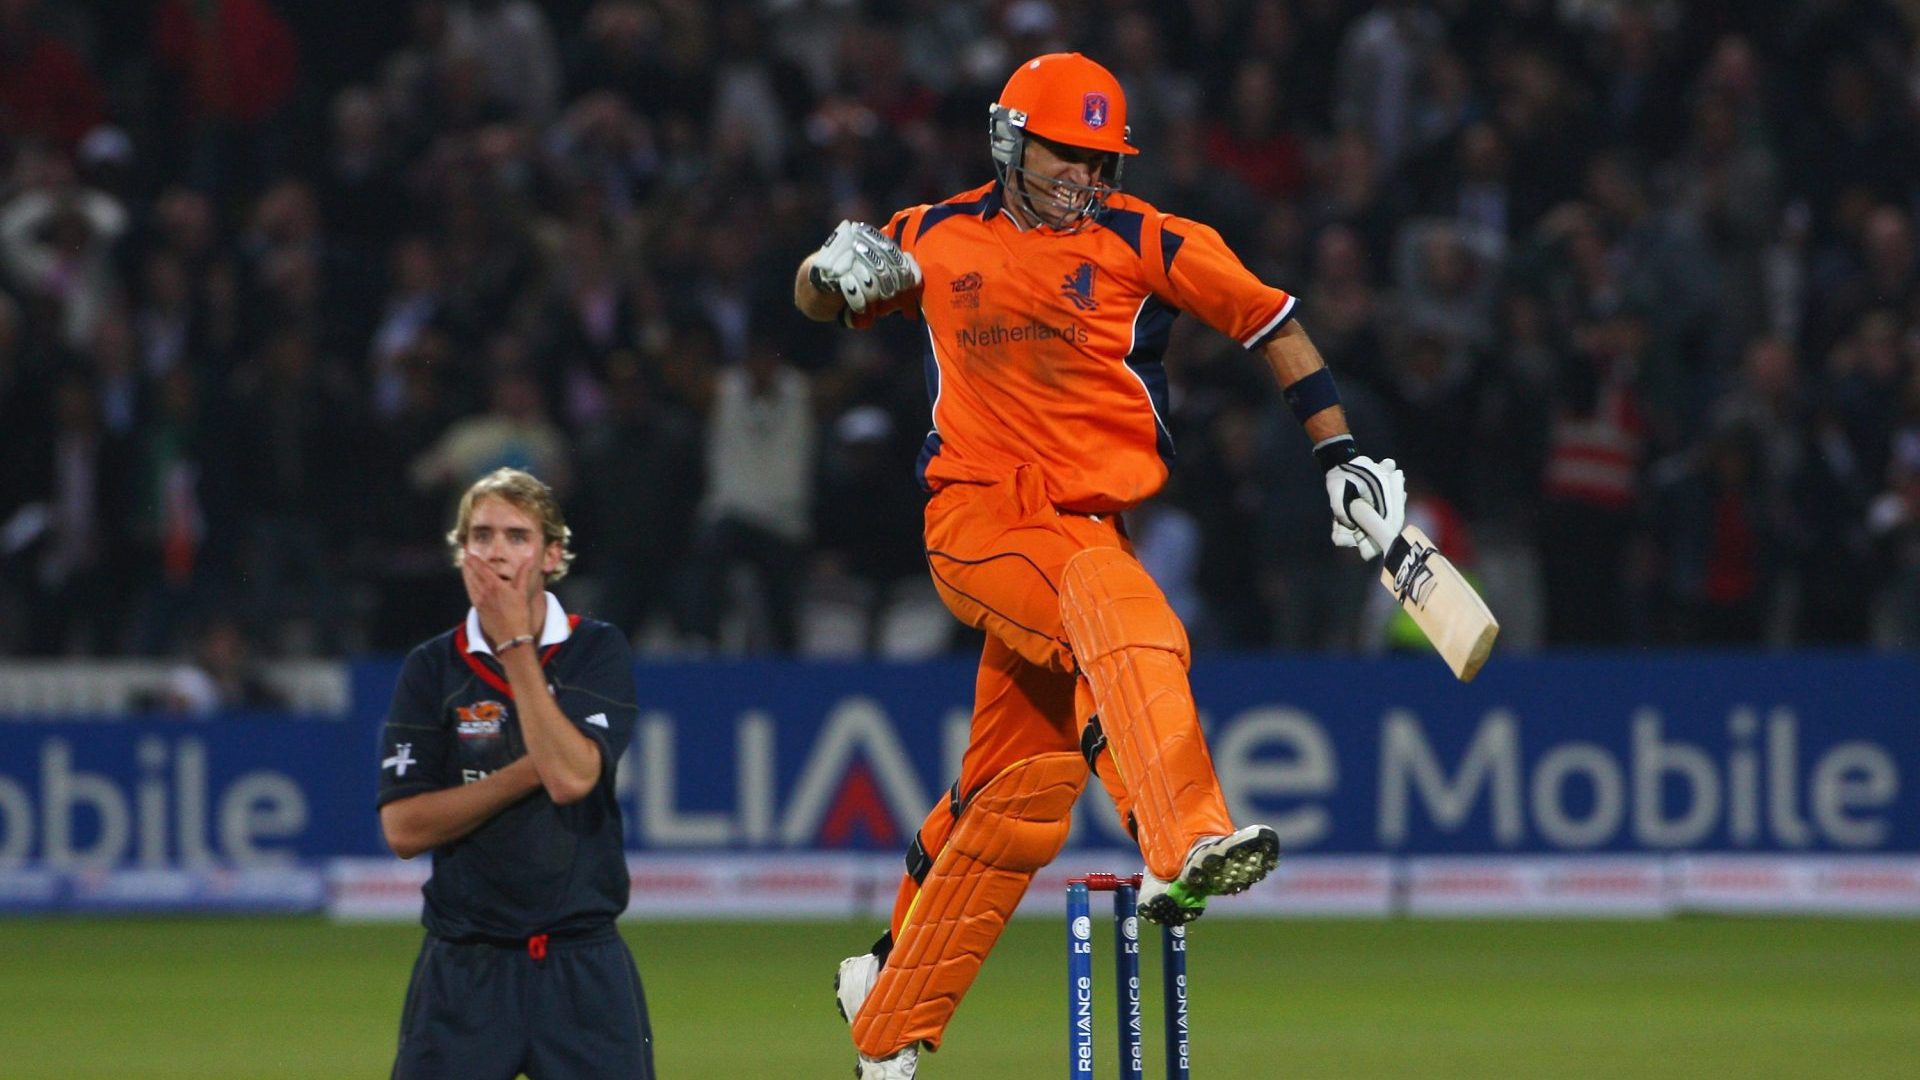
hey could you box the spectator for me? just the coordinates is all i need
[564,2,673,118]
[571,351,702,644]
[446,0,564,126]
[1102,8,1200,201]
[0,0,108,151]
[1669,90,1780,353]
[1393,217,1504,350]
[546,91,661,220]
[1305,128,1397,269]
[1806,205,1917,361]
[357,331,469,651]
[319,86,411,252]
[682,336,815,653]
[1795,56,1916,244]
[1333,0,1446,176]
[1129,488,1210,642]
[1182,402,1272,649]
[1204,59,1307,202]
[1868,404,1920,646]
[368,236,449,418]
[155,614,287,715]
[1648,423,1775,645]
[1380,331,1480,512]
[0,163,129,351]
[708,2,809,179]
[152,0,301,194]
[1401,121,1521,240]
[411,345,573,501]
[6,366,136,654]
[227,329,358,652]
[127,366,224,655]
[1150,123,1260,251]
[812,405,930,655]
[133,250,201,380]
[1,0,1914,660]
[1539,312,1649,645]
[538,221,635,428]
[1587,1,1687,157]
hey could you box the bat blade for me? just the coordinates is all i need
[1375,523,1499,681]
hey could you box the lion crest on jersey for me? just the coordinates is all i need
[1061,262,1098,311]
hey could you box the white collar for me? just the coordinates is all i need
[465,592,571,656]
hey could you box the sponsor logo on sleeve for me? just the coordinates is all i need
[383,743,416,777]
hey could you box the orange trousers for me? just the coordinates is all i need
[883,463,1233,940]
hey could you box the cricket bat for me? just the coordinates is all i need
[1353,504,1500,682]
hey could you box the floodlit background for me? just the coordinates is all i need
[1,1,1917,1077]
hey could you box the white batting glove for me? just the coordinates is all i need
[810,220,921,314]
[1325,454,1407,561]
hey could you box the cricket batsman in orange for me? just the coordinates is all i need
[794,53,1409,1078]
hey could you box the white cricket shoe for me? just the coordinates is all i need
[834,951,880,1026]
[1137,824,1281,926]
[836,951,919,1078]
[856,1047,919,1079]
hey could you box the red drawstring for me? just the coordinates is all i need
[528,934,549,961]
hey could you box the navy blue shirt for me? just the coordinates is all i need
[378,596,638,940]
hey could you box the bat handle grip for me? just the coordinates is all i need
[1349,499,1389,539]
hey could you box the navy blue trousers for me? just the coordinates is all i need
[392,926,653,1080]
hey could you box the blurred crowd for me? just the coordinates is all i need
[2,0,1919,666]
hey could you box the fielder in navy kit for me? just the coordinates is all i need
[379,467,652,1080]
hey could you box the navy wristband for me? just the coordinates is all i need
[1313,434,1359,472]
[1282,367,1341,425]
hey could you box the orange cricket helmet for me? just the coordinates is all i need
[989,53,1136,228]
[994,52,1138,157]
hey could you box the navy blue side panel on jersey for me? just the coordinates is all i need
[1126,295,1180,463]
[915,431,945,492]
[922,330,942,414]
[918,194,996,241]
[980,184,1005,219]
[917,324,945,490]
[1161,226,1186,276]
[1098,207,1145,258]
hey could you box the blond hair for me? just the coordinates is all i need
[445,468,577,582]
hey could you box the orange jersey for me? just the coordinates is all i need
[853,181,1296,513]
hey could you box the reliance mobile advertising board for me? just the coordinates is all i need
[2,656,1915,916]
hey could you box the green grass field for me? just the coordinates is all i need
[2,916,1917,1078]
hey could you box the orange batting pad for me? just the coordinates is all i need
[853,752,1085,1056]
[1058,546,1233,880]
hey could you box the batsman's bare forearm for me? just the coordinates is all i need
[1259,321,1350,445]
[794,254,846,322]
[380,757,541,859]
[500,647,603,805]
